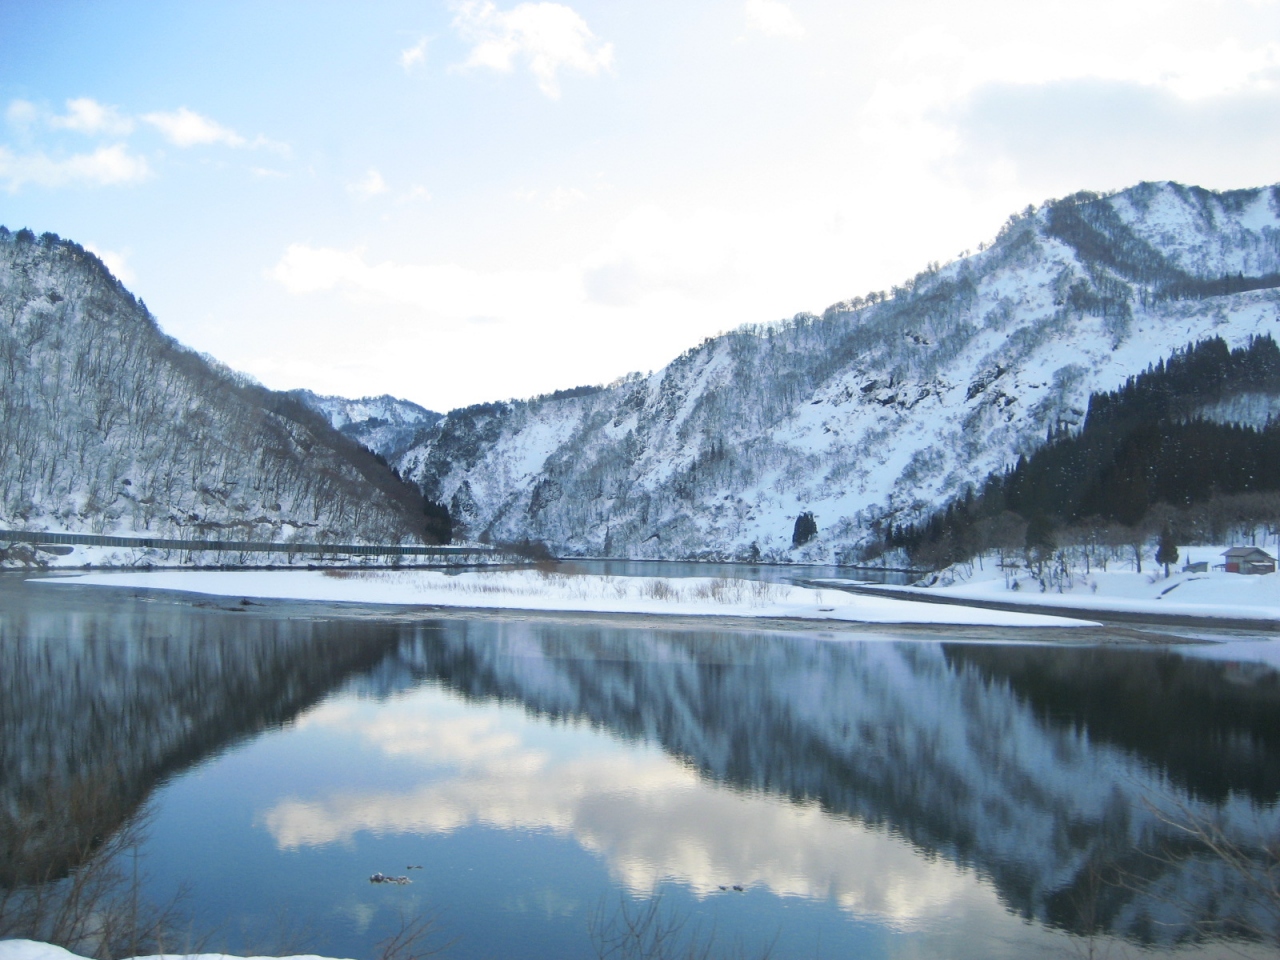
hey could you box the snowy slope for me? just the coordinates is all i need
[291,390,440,462]
[398,182,1280,560]
[0,229,428,549]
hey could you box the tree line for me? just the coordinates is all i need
[880,335,1280,572]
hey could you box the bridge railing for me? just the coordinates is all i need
[0,529,499,560]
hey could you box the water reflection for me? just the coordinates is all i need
[0,575,399,885]
[946,644,1280,803]
[364,620,1280,942]
[3,573,1279,956]
[263,692,1013,928]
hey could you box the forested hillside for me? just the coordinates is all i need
[291,389,440,463]
[398,181,1280,561]
[886,335,1280,569]
[0,228,431,547]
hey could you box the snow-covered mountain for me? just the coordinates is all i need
[292,389,440,463]
[0,228,428,546]
[398,181,1280,560]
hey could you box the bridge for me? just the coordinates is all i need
[0,529,500,562]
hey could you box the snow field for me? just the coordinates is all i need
[39,568,1096,628]
[829,546,1280,623]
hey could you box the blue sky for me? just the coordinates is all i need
[3,0,1279,410]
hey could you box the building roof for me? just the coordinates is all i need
[1222,546,1276,560]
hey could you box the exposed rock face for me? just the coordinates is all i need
[0,228,429,545]
[398,182,1280,560]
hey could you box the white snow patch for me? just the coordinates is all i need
[36,569,1096,628]
[821,553,1280,625]
[0,943,352,960]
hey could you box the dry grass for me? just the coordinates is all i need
[375,907,455,960]
[590,894,776,960]
[0,779,200,959]
[317,568,789,608]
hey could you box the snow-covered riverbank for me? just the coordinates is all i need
[0,942,348,960]
[33,568,1096,628]
[818,561,1280,624]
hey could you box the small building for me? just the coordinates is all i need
[1182,560,1209,573]
[1221,547,1277,575]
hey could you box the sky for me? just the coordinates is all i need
[2,0,1279,412]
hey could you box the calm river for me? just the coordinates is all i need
[2,571,1279,959]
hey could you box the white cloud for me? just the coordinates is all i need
[545,185,586,210]
[1133,39,1280,100]
[451,1,614,98]
[257,690,1041,936]
[0,144,151,191]
[49,97,135,136]
[4,98,287,163]
[398,184,432,203]
[6,99,38,130]
[744,0,804,38]
[400,36,429,71]
[142,107,247,148]
[84,243,136,284]
[269,203,743,320]
[268,242,579,321]
[250,199,797,407]
[517,184,588,210]
[348,168,390,198]
[583,206,742,306]
[949,77,1280,193]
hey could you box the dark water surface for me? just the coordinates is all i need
[3,572,1280,959]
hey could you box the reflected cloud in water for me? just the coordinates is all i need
[7,573,1280,959]
[265,688,1044,929]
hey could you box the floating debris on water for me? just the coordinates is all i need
[370,872,412,885]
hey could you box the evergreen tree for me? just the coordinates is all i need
[792,511,818,547]
[1156,526,1179,576]
[1024,513,1056,575]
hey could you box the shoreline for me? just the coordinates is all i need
[20,570,1238,644]
[812,580,1280,632]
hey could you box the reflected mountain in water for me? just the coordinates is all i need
[947,644,1280,803]
[3,573,1279,947]
[381,620,1280,942]
[0,577,401,885]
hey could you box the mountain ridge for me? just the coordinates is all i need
[0,228,433,553]
[291,389,441,463]
[395,180,1280,560]
[7,180,1280,562]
